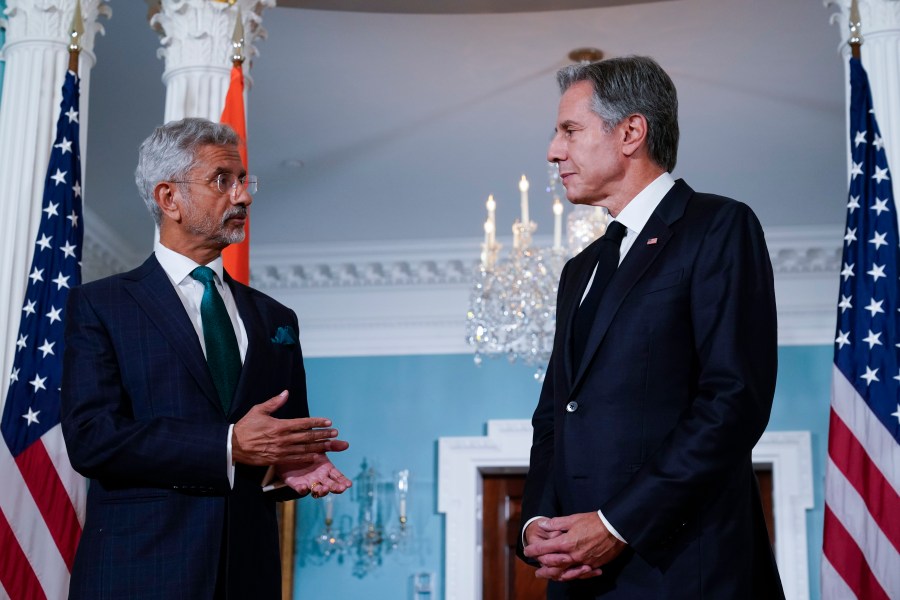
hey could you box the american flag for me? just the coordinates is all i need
[823,57,900,599]
[0,71,86,600]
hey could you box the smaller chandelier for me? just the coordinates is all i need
[466,164,607,379]
[306,460,414,578]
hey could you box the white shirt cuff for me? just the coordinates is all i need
[226,424,235,489]
[597,509,627,543]
[522,515,545,547]
[522,511,627,547]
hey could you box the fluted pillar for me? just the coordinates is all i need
[146,0,273,123]
[0,0,108,407]
[830,0,900,206]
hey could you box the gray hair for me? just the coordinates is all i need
[557,56,679,173]
[134,118,240,225]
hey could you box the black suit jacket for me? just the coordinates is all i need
[61,255,307,600]
[520,180,784,599]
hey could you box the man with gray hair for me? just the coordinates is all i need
[62,118,351,599]
[518,56,784,598]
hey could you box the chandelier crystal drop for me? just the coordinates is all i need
[466,163,608,380]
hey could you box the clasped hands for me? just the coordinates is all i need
[232,390,352,498]
[523,511,626,582]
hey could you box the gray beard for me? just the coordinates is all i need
[182,195,246,246]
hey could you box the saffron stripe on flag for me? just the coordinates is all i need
[825,457,900,592]
[16,439,81,570]
[831,366,900,493]
[0,507,47,600]
[828,408,900,552]
[824,506,891,600]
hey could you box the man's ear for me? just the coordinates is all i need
[154,181,182,222]
[621,113,648,158]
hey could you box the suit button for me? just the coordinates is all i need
[566,401,578,413]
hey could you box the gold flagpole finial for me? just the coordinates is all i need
[230,5,245,65]
[849,0,862,59]
[68,0,84,72]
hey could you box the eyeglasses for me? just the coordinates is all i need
[172,173,258,195]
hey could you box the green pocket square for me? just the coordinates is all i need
[271,325,298,346]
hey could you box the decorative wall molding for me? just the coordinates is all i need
[437,421,814,600]
[82,223,842,356]
[81,206,145,284]
[250,227,842,291]
[751,430,815,600]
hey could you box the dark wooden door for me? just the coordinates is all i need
[483,473,547,600]
[482,468,775,599]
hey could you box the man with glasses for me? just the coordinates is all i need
[61,118,350,599]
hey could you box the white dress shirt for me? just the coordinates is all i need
[526,172,676,546]
[154,242,248,488]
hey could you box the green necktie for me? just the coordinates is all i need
[191,266,241,414]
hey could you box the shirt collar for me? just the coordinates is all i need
[154,241,224,286]
[611,171,676,233]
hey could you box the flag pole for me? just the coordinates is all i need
[220,5,251,285]
[848,0,861,60]
[68,0,83,74]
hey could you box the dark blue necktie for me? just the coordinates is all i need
[571,220,628,367]
[190,266,241,414]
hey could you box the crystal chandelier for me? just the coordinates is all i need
[307,460,414,578]
[466,164,607,379]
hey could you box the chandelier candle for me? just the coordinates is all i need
[519,175,530,226]
[467,165,607,379]
[553,198,564,250]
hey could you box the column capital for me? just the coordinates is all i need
[147,0,274,80]
[3,0,110,59]
[827,0,900,49]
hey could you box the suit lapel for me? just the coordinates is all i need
[226,273,266,418]
[570,180,693,392]
[124,255,221,411]
[559,240,604,382]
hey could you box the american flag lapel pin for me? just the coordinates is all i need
[646,237,658,245]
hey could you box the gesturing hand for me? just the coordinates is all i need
[278,454,352,497]
[523,511,625,582]
[232,391,350,466]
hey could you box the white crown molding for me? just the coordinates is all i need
[437,421,813,600]
[82,223,843,357]
[81,206,145,283]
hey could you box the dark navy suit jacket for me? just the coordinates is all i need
[61,255,307,600]
[519,181,785,599]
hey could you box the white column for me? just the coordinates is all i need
[147,0,273,123]
[0,0,108,407]
[830,0,900,206]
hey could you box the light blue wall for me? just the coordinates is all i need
[771,345,833,600]
[293,345,832,599]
